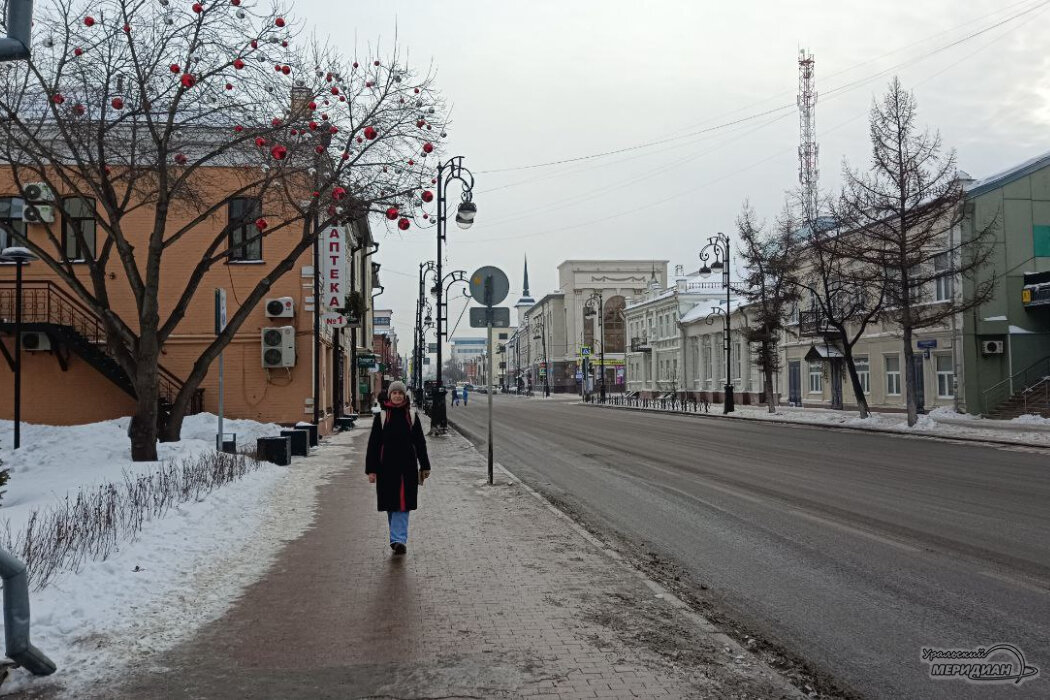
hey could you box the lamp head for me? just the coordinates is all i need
[698,264,712,278]
[710,259,724,271]
[455,200,477,229]
[0,246,37,264]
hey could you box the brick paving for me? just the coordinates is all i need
[109,428,800,699]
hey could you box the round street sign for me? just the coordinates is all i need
[469,265,510,307]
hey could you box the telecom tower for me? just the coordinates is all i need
[797,49,819,226]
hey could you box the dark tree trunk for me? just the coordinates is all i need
[840,342,870,419]
[129,363,160,461]
[761,339,778,413]
[902,323,918,426]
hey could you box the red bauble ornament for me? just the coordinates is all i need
[422,142,434,153]
[423,213,429,219]
[270,145,287,160]
[74,47,83,57]
[274,64,282,72]
[398,217,410,231]
[374,60,380,67]
[275,17,286,27]
[192,3,203,14]
[233,58,245,70]
[282,40,288,48]
[307,101,317,110]
[408,159,415,166]
[332,187,346,200]
[385,207,398,220]
[255,137,267,147]
[331,87,339,95]
[308,121,318,130]
[421,190,434,203]
[320,113,329,120]
[170,63,180,73]
[122,24,131,33]
[255,218,268,231]
[315,145,324,154]
[52,93,65,104]
[363,126,377,140]
[356,136,363,144]
[174,153,188,165]
[225,83,234,90]
[416,120,425,128]
[250,39,258,49]
[329,126,338,134]
[281,65,291,75]
[74,103,85,116]
[341,151,350,161]
[352,61,359,69]
[84,16,95,27]
[180,74,196,88]
[271,117,282,127]
[111,97,124,109]
[431,178,437,184]
[365,81,372,88]
[414,87,420,94]
[232,0,241,5]
[339,96,346,102]
[234,124,244,132]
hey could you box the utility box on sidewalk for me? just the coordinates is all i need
[280,429,310,457]
[295,422,319,447]
[257,436,292,466]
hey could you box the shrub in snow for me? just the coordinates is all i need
[0,451,262,591]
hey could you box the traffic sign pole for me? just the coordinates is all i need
[488,322,494,485]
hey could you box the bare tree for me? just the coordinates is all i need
[791,197,885,418]
[838,78,996,426]
[733,203,799,413]
[0,0,447,459]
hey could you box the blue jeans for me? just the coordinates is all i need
[387,511,410,544]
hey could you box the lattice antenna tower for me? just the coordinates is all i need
[797,49,819,226]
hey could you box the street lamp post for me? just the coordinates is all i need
[699,232,733,414]
[432,156,477,435]
[1,246,37,448]
[416,260,436,403]
[583,291,606,403]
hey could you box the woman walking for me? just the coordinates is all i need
[365,381,431,555]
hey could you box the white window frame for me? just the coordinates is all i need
[935,353,954,398]
[808,361,823,394]
[885,354,901,396]
[855,355,870,395]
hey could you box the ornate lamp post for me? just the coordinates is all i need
[699,232,733,414]
[432,156,476,435]
[583,290,606,403]
[0,246,36,448]
[416,260,436,403]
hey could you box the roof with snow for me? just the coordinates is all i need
[679,298,746,324]
[967,149,1050,198]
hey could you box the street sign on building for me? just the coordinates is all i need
[916,339,938,349]
[580,346,591,357]
[320,226,349,326]
[356,355,377,369]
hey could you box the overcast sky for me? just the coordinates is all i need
[299,0,1050,352]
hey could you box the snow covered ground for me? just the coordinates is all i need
[594,402,1050,446]
[0,415,361,696]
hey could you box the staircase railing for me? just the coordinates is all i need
[982,354,1050,415]
[1022,376,1050,415]
[0,280,202,413]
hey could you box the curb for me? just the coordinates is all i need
[447,417,807,699]
[579,401,1050,450]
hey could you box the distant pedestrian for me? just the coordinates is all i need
[463,385,469,406]
[452,386,460,406]
[365,380,431,555]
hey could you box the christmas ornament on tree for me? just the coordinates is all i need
[385,206,398,220]
[398,217,410,231]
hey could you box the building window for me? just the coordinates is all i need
[808,361,823,394]
[702,336,712,387]
[885,354,901,396]
[62,197,96,261]
[855,355,870,394]
[934,252,951,302]
[0,197,25,251]
[228,197,262,261]
[733,342,742,383]
[936,354,954,398]
[604,296,625,353]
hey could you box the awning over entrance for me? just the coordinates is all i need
[804,343,844,362]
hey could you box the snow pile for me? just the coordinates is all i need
[0,416,354,696]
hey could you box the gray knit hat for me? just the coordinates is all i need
[388,380,407,394]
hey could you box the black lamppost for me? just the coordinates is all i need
[583,291,606,403]
[1,246,36,448]
[433,156,477,434]
[532,317,550,398]
[699,232,733,414]
[416,260,436,403]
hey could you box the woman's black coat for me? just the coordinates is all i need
[365,403,431,512]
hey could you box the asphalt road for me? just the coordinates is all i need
[449,396,1050,700]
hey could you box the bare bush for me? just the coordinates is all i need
[0,451,261,591]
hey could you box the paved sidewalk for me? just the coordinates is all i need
[109,428,800,699]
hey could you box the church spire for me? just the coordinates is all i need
[522,255,531,297]
[515,254,536,311]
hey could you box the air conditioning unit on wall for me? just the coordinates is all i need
[265,297,295,318]
[22,182,55,203]
[261,326,296,368]
[21,331,51,351]
[981,340,1005,355]
[22,204,55,223]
